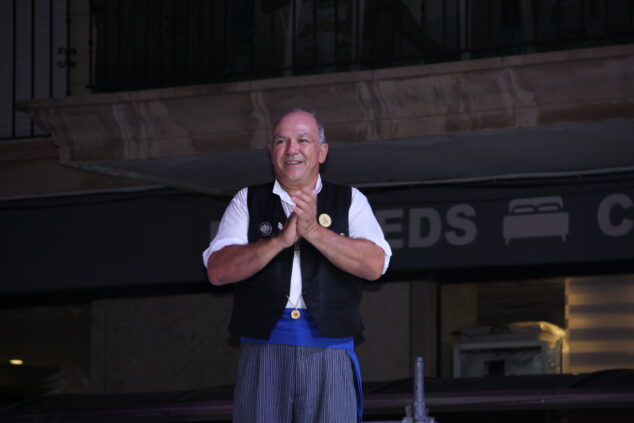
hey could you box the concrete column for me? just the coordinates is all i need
[409,280,438,377]
[440,283,478,378]
[357,279,439,381]
[357,281,411,382]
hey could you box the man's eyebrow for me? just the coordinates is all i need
[297,133,313,139]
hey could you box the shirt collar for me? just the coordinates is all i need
[272,175,322,205]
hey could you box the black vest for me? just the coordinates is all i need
[228,181,365,340]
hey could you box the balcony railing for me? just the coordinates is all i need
[88,0,634,92]
[2,0,633,141]
[0,0,72,141]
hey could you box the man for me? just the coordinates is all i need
[202,109,391,423]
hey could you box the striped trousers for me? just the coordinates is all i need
[233,341,357,423]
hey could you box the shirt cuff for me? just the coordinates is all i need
[202,238,248,268]
[350,230,392,274]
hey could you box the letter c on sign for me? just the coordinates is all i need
[598,193,633,237]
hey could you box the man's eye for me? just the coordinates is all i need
[275,139,286,145]
[299,138,308,143]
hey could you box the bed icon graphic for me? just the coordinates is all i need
[503,196,569,244]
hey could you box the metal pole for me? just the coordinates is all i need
[413,357,424,421]
[65,0,71,95]
[12,0,17,138]
[88,0,94,90]
[409,356,436,423]
[49,0,53,97]
[31,0,35,135]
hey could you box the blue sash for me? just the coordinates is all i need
[242,308,363,423]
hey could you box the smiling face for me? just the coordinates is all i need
[269,111,328,193]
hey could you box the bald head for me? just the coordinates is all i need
[270,109,326,145]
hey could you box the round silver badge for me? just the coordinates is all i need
[259,221,272,237]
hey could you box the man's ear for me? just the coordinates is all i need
[319,143,329,164]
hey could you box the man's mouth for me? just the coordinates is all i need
[285,160,303,165]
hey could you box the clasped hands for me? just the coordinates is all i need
[277,187,321,248]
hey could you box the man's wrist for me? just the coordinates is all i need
[268,234,284,251]
[303,224,326,245]
[270,232,294,251]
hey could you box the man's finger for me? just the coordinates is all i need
[278,213,299,246]
[292,200,313,214]
[285,213,298,226]
[292,198,316,216]
[292,189,316,204]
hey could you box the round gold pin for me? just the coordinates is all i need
[318,213,332,228]
[291,309,301,319]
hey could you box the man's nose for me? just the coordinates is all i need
[285,139,299,154]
